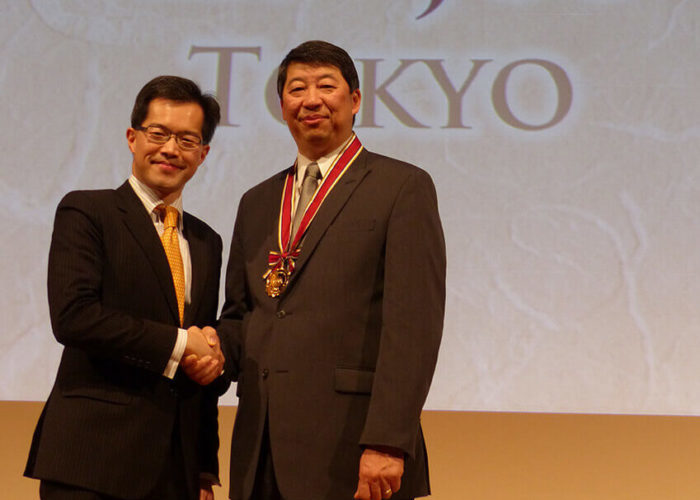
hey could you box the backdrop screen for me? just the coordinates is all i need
[3,0,699,413]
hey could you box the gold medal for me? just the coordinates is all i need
[264,265,290,298]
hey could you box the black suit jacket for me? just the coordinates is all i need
[25,181,223,499]
[219,148,446,500]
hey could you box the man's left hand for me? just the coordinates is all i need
[353,447,404,500]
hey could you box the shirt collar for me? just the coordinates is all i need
[128,175,183,227]
[294,140,348,189]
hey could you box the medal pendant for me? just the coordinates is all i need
[265,266,290,298]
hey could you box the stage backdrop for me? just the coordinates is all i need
[2,0,699,414]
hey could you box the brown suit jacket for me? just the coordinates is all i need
[220,148,446,500]
[25,181,223,499]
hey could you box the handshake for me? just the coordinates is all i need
[180,326,225,385]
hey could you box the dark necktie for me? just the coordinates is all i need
[291,162,321,242]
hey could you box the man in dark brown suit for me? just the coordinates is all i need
[218,41,446,500]
[25,76,226,500]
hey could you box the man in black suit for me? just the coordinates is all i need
[25,76,226,500]
[218,41,446,500]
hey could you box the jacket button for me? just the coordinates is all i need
[262,368,270,379]
[276,310,286,319]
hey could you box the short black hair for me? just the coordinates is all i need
[277,40,359,98]
[130,75,221,145]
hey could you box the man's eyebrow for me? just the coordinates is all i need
[287,73,340,85]
[145,123,202,136]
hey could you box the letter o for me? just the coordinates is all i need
[492,59,573,130]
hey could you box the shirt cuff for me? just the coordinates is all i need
[163,328,188,379]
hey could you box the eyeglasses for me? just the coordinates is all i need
[134,125,204,151]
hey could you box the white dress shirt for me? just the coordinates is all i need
[128,175,189,379]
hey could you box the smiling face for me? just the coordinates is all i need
[126,98,210,204]
[280,62,361,160]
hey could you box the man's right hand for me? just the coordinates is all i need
[181,326,224,385]
[354,447,404,500]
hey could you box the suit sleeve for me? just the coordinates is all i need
[195,228,226,479]
[197,387,222,482]
[217,192,253,381]
[47,191,178,374]
[359,168,446,457]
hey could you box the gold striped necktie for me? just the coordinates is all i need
[158,205,185,326]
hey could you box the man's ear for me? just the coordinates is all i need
[126,128,137,153]
[351,89,362,115]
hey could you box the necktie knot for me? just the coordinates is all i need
[298,162,322,210]
[305,162,322,182]
[158,204,179,229]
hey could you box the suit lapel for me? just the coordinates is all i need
[115,182,180,325]
[287,150,370,286]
